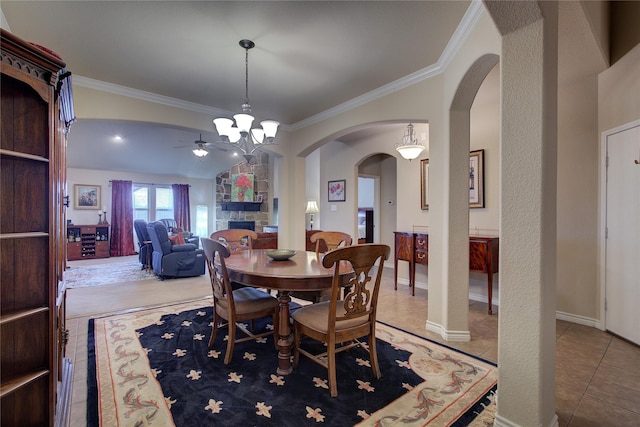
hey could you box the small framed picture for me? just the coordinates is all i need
[74,184,101,210]
[328,179,346,202]
[420,159,429,210]
[257,194,264,202]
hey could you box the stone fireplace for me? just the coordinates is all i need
[216,153,270,232]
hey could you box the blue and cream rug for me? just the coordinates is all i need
[87,300,497,426]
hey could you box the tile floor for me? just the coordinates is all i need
[65,256,640,426]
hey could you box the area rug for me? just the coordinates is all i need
[87,300,497,426]
[65,259,155,288]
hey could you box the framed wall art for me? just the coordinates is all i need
[74,184,101,210]
[469,149,484,208]
[420,159,429,210]
[231,173,255,202]
[419,149,485,210]
[328,179,346,202]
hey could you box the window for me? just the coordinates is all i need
[195,205,208,238]
[133,184,173,222]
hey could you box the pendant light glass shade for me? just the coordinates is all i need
[395,123,425,160]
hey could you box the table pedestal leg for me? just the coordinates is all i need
[276,291,293,375]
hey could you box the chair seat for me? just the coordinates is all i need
[229,287,279,315]
[292,300,369,333]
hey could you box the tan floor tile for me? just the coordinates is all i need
[568,394,640,427]
[586,364,640,414]
[601,337,640,371]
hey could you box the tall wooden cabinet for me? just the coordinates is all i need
[1,29,73,426]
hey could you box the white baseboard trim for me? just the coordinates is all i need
[555,311,601,329]
[494,413,559,427]
[394,277,602,331]
[425,320,471,342]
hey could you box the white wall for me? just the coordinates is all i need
[67,167,215,235]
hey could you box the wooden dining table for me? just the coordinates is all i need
[221,249,354,375]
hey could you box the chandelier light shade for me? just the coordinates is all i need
[305,200,319,230]
[213,39,279,161]
[395,123,425,160]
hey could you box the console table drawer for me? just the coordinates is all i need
[415,249,428,265]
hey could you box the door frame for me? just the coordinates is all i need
[599,118,640,332]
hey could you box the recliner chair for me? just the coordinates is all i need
[158,218,200,248]
[133,219,152,270]
[147,221,205,279]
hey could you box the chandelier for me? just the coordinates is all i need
[395,123,425,160]
[213,39,279,161]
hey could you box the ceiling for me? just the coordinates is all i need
[1,1,473,179]
[1,1,602,180]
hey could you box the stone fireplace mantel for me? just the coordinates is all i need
[220,201,262,211]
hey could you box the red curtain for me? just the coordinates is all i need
[172,184,191,231]
[110,180,137,256]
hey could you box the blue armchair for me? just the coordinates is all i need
[147,221,205,279]
[133,219,152,269]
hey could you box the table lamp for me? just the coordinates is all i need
[305,200,319,230]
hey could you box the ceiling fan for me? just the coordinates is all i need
[174,134,229,158]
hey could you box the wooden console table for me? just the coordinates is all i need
[393,232,499,314]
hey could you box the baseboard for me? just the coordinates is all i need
[494,413,559,427]
[425,320,471,342]
[396,277,602,330]
[556,311,601,329]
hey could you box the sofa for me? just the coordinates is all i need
[147,221,205,279]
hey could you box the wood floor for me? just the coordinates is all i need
[65,256,640,426]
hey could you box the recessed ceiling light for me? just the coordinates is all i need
[113,135,123,142]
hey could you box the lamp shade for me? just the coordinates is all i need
[305,200,319,214]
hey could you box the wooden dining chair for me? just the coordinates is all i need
[210,229,258,253]
[292,244,390,397]
[201,237,279,365]
[310,231,352,253]
[291,231,353,304]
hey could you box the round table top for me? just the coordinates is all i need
[221,249,353,291]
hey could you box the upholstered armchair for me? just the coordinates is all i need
[158,218,200,248]
[133,219,152,270]
[147,221,205,279]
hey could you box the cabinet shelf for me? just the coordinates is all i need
[0,369,50,398]
[0,307,49,325]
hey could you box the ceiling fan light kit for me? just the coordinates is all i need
[213,39,279,161]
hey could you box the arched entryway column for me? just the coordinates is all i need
[483,1,559,426]
[427,54,500,342]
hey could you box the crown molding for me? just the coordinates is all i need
[290,0,485,131]
[72,1,485,133]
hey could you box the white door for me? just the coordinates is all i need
[605,122,640,345]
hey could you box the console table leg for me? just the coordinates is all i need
[487,273,493,315]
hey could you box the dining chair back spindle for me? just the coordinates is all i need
[201,237,279,364]
[292,243,390,397]
[292,231,354,304]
